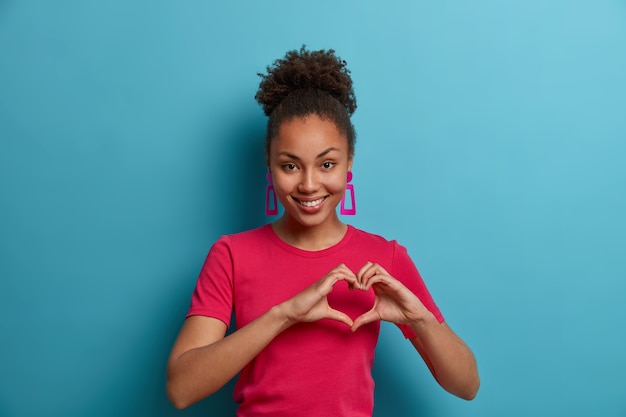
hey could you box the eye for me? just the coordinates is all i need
[321,161,336,170]
[282,163,298,172]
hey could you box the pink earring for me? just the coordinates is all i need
[265,172,278,216]
[340,172,356,215]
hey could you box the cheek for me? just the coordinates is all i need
[272,176,295,197]
[330,171,348,190]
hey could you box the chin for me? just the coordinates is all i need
[285,210,337,229]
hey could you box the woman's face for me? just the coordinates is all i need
[269,114,352,230]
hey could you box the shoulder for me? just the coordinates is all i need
[346,226,409,265]
[348,226,401,251]
[214,224,272,247]
[347,226,417,268]
[208,224,278,264]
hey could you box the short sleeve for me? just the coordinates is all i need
[186,236,234,328]
[391,242,444,338]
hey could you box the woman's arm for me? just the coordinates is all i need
[351,262,480,400]
[166,264,358,409]
[408,320,479,400]
[167,308,291,409]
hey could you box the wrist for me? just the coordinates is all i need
[270,303,297,331]
[406,311,439,336]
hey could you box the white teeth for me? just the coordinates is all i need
[299,197,324,207]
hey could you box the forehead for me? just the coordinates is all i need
[271,115,348,157]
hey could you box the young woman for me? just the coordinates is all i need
[167,46,479,416]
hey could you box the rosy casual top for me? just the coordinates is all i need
[188,225,443,417]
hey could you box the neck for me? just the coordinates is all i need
[272,215,348,251]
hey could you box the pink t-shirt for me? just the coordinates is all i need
[188,225,443,417]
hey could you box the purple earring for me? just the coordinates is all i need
[340,172,356,215]
[265,172,278,216]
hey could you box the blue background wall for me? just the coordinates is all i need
[1,1,625,416]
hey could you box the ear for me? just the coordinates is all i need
[347,157,353,173]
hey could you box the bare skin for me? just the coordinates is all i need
[166,264,360,408]
[166,115,479,409]
[352,262,480,399]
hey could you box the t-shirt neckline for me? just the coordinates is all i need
[263,223,354,258]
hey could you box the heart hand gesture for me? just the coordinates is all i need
[281,264,359,327]
[351,262,431,332]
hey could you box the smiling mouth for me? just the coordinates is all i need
[293,196,327,208]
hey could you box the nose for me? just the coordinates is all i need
[298,169,319,194]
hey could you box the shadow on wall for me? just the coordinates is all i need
[373,330,440,417]
[128,112,266,416]
[211,115,268,235]
[117,267,239,417]
[154,113,267,415]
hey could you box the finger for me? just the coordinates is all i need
[329,264,358,289]
[356,262,392,289]
[358,263,392,290]
[356,261,374,288]
[356,261,373,276]
[326,307,354,327]
[360,262,390,278]
[363,272,403,292]
[332,263,355,273]
[319,271,358,294]
[372,263,390,276]
[334,264,357,281]
[351,308,380,332]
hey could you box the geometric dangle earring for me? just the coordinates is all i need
[265,172,278,216]
[340,171,356,215]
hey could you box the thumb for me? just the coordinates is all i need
[351,309,381,332]
[326,307,354,327]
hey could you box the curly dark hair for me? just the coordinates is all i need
[255,46,357,162]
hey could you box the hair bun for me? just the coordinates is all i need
[255,46,357,117]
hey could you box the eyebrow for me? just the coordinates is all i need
[278,147,340,161]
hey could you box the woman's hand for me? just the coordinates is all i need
[351,262,431,331]
[350,262,480,399]
[280,264,359,327]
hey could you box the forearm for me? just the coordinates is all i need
[167,305,292,409]
[409,317,480,400]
